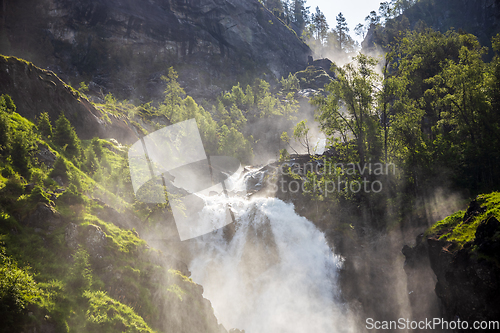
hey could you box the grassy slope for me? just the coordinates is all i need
[0,102,199,332]
[425,192,500,249]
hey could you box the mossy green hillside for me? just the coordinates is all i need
[425,192,500,247]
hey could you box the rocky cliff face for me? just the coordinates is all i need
[0,55,137,142]
[403,199,500,329]
[363,0,500,52]
[1,0,310,101]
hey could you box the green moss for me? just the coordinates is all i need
[83,215,145,254]
[83,290,155,333]
[425,192,500,247]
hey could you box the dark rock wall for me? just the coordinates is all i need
[363,0,500,53]
[1,0,311,101]
[0,56,137,142]
[403,210,500,330]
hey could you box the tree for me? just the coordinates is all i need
[335,12,349,51]
[293,119,311,155]
[11,132,31,178]
[37,112,52,138]
[54,113,82,159]
[378,1,393,22]
[0,94,16,113]
[292,0,309,36]
[0,109,10,153]
[313,54,381,165]
[218,125,253,163]
[312,7,329,44]
[161,67,185,120]
[365,11,380,27]
[354,23,367,39]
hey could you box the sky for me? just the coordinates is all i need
[305,0,384,42]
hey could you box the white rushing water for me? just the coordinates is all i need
[188,169,355,333]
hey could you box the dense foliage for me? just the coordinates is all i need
[300,29,500,230]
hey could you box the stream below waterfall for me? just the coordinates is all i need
[187,167,356,333]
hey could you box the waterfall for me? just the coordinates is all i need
[187,168,355,333]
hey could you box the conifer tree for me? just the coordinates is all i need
[37,112,53,138]
[335,12,349,50]
[54,113,81,159]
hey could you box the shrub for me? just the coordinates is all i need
[29,185,53,206]
[0,94,16,113]
[0,246,41,331]
[49,157,69,184]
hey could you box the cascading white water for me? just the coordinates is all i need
[188,169,355,333]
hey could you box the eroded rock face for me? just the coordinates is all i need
[0,56,137,143]
[403,204,500,326]
[3,0,311,101]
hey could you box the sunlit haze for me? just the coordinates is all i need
[306,0,384,42]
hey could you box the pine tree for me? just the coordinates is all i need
[11,132,31,178]
[54,113,81,159]
[293,0,309,36]
[37,112,53,138]
[0,109,10,154]
[335,12,349,51]
[161,67,185,120]
[312,7,328,44]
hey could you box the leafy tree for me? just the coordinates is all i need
[293,119,311,155]
[37,111,52,138]
[280,73,300,91]
[378,1,394,22]
[280,131,298,154]
[54,113,82,159]
[218,125,253,163]
[313,54,381,165]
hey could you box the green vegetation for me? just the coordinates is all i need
[276,28,500,235]
[426,192,500,247]
[0,96,209,332]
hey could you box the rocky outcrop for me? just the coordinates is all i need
[364,0,500,53]
[403,200,500,328]
[0,56,137,142]
[1,0,311,101]
[23,202,63,231]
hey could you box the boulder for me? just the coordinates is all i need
[23,203,63,230]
